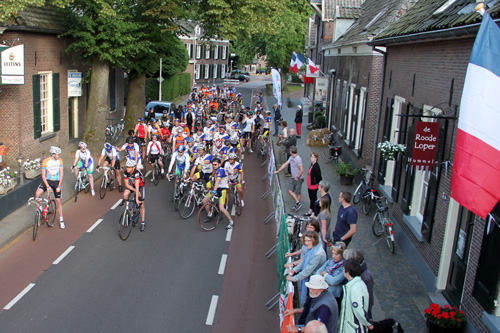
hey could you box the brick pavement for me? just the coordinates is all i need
[264,86,429,332]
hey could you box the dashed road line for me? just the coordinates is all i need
[111,199,122,210]
[206,295,219,325]
[4,283,35,310]
[53,246,75,265]
[218,254,228,275]
[145,170,152,178]
[226,228,232,242]
[86,219,103,233]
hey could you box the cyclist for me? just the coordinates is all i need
[96,142,123,192]
[148,118,162,141]
[122,159,146,232]
[160,110,170,128]
[172,127,187,151]
[240,110,255,153]
[186,137,198,162]
[201,157,234,229]
[225,152,245,207]
[118,136,143,170]
[134,118,148,160]
[167,145,191,197]
[190,145,213,189]
[72,141,96,196]
[262,110,272,138]
[146,134,164,179]
[36,146,65,229]
[193,127,205,146]
[203,119,215,151]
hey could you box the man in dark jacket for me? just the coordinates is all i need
[295,105,303,138]
[273,104,281,136]
[282,129,297,176]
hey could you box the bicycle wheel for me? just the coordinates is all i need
[362,195,372,215]
[251,135,258,151]
[118,211,132,240]
[99,177,107,199]
[173,182,180,211]
[83,174,90,194]
[33,211,40,241]
[46,200,56,227]
[179,192,196,219]
[352,183,363,204]
[197,203,220,231]
[322,146,333,161]
[384,221,395,254]
[74,179,80,202]
[371,213,384,237]
[153,164,160,186]
[234,190,242,216]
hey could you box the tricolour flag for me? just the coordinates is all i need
[308,58,320,74]
[289,52,298,74]
[451,12,500,218]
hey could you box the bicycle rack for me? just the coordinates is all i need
[265,243,277,259]
[263,212,274,224]
[265,292,280,311]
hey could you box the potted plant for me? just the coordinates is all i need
[424,303,466,333]
[335,161,358,185]
[24,158,42,179]
[377,141,406,161]
[0,167,17,194]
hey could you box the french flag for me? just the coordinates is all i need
[451,12,500,218]
[289,52,298,74]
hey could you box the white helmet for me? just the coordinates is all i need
[126,159,137,168]
[78,141,87,149]
[50,146,61,155]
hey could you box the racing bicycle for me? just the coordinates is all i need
[371,194,395,254]
[73,166,90,202]
[98,166,115,199]
[168,173,189,211]
[149,155,161,186]
[197,193,221,231]
[28,191,56,241]
[118,193,141,241]
[287,214,313,253]
[229,180,244,216]
[178,180,207,219]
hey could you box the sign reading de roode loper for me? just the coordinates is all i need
[411,121,440,170]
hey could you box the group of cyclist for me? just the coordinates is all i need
[36,84,271,232]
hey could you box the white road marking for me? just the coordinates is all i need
[206,295,219,325]
[111,199,122,210]
[4,283,35,310]
[230,204,236,216]
[218,254,228,275]
[226,228,232,242]
[145,170,152,178]
[86,219,103,233]
[53,246,75,265]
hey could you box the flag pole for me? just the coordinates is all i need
[475,2,485,16]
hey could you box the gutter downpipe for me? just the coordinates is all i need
[371,46,387,171]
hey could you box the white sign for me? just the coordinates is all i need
[314,77,329,104]
[1,44,24,85]
[68,72,82,97]
[271,68,282,107]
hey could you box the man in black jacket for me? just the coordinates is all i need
[273,104,281,136]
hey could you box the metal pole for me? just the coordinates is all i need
[159,58,163,100]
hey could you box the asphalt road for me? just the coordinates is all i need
[0,80,279,332]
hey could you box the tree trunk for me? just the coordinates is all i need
[125,72,146,131]
[84,57,110,154]
[280,70,288,92]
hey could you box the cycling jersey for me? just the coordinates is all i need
[194,153,214,174]
[224,160,242,181]
[41,157,63,181]
[121,143,141,160]
[168,151,191,175]
[203,126,215,140]
[75,149,93,163]
[215,167,229,189]
[147,141,162,155]
[193,133,204,145]
[148,124,161,137]
[173,135,186,150]
[212,145,228,159]
[243,118,255,132]
[124,168,145,187]
[263,116,272,129]
[229,131,240,145]
[136,123,147,139]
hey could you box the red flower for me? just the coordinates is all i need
[425,309,431,314]
[432,309,441,316]
[444,305,451,309]
[442,312,450,319]
[457,319,461,322]
[437,314,442,319]
[459,310,464,314]
[450,312,456,318]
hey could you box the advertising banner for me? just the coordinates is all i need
[271,68,282,107]
[68,72,83,97]
[1,44,24,84]
[268,144,275,188]
[411,121,440,170]
[314,77,328,104]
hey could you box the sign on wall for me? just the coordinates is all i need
[1,44,25,85]
[411,121,440,170]
[68,72,82,97]
[314,77,328,104]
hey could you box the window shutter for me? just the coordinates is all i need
[357,91,368,157]
[33,74,42,139]
[53,73,60,132]
[349,88,360,148]
[190,44,193,59]
[378,97,393,183]
[401,117,417,214]
[391,103,409,201]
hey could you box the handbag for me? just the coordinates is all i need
[276,139,282,146]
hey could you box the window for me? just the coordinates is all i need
[383,96,405,187]
[195,64,201,80]
[353,87,367,153]
[204,64,210,79]
[213,64,218,79]
[33,72,60,139]
[221,64,226,79]
[205,46,211,59]
[186,43,191,59]
[222,46,227,60]
[214,45,219,60]
[345,83,357,144]
[196,45,202,59]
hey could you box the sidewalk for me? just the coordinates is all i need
[264,87,430,332]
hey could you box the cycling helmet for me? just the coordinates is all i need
[176,127,183,133]
[197,144,205,151]
[128,129,135,136]
[126,136,135,144]
[178,145,186,152]
[219,126,225,131]
[151,134,159,140]
[240,105,245,110]
[207,119,213,124]
[78,141,87,149]
[151,118,157,122]
[138,117,144,122]
[181,123,186,128]
[212,157,222,164]
[50,146,61,155]
[265,110,271,114]
[226,114,233,119]
[210,116,217,122]
[196,127,203,132]
[163,110,168,114]
[225,139,231,146]
[126,159,136,168]
[247,111,254,116]
[187,137,194,143]
[104,143,112,151]
[228,153,238,159]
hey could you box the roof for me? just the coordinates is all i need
[374,0,500,41]
[328,0,417,47]
[1,5,67,34]
[312,0,365,21]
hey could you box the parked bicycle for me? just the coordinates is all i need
[287,214,313,253]
[371,194,395,254]
[353,168,376,214]
[28,191,56,241]
[105,118,125,143]
[178,180,207,219]
[197,193,221,231]
[98,166,115,199]
[257,133,269,165]
[118,193,141,241]
[322,133,342,164]
[73,166,90,202]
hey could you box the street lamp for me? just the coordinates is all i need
[230,60,233,75]
[17,153,24,185]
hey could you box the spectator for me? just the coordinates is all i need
[282,128,297,176]
[317,196,332,248]
[306,153,322,216]
[332,191,357,247]
[285,220,324,270]
[343,249,374,320]
[278,120,288,166]
[318,242,347,312]
[284,275,338,333]
[304,320,328,333]
[273,104,282,136]
[313,181,331,217]
[295,105,303,138]
[286,231,326,305]
[275,146,304,212]
[338,259,374,332]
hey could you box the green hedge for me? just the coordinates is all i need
[145,73,191,101]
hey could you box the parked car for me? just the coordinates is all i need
[229,74,250,82]
[145,101,176,119]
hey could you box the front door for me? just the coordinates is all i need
[443,207,474,307]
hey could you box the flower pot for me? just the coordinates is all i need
[25,169,42,179]
[427,319,465,333]
[0,183,15,195]
[339,174,354,185]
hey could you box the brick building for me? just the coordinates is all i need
[0,6,124,168]
[368,1,500,332]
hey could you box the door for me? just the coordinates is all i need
[68,97,78,140]
[443,207,474,307]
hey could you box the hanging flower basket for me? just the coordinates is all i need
[377,141,406,161]
[425,303,466,333]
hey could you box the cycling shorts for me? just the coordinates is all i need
[231,142,241,149]
[127,186,145,202]
[243,132,252,139]
[105,157,121,170]
[230,177,243,188]
[175,164,187,176]
[148,154,160,164]
[37,180,62,199]
[137,137,146,146]
[76,160,94,174]
[194,171,212,188]
[216,188,228,205]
